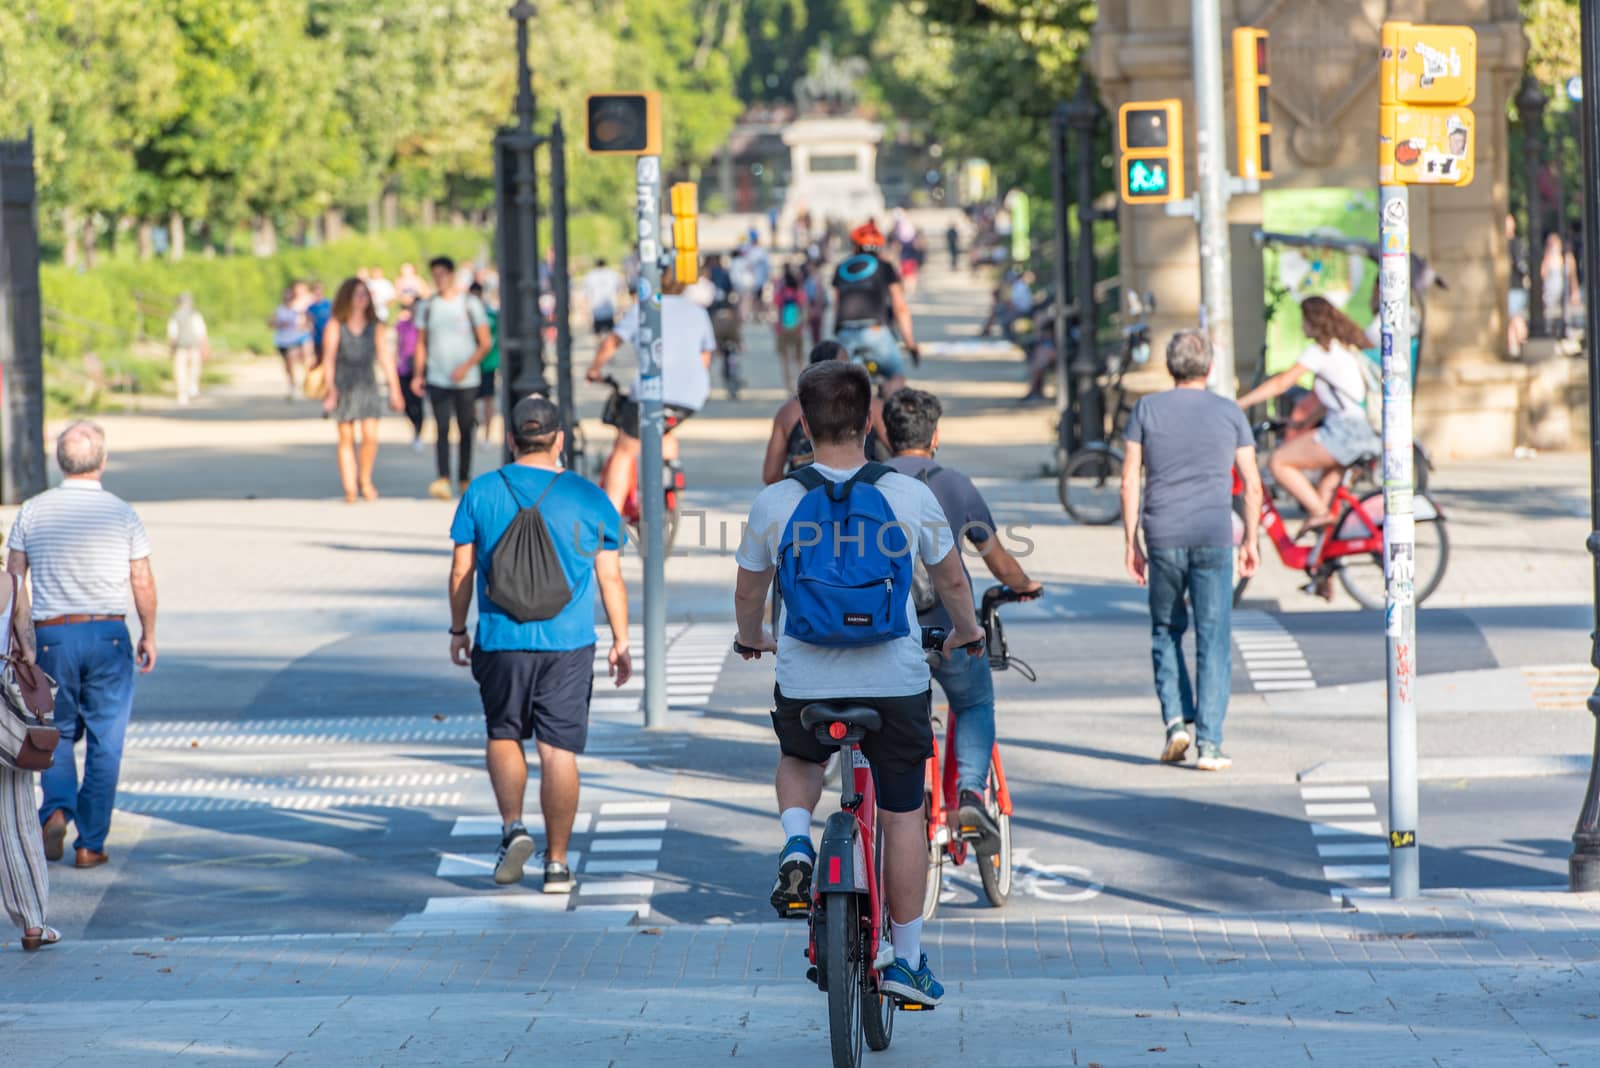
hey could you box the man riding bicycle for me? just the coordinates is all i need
[882,388,1041,839]
[585,266,714,513]
[734,361,983,1008]
[833,221,918,396]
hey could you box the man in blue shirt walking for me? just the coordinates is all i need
[448,396,631,893]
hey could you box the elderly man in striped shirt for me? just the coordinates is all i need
[7,422,158,869]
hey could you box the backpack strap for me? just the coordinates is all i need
[785,462,891,502]
[498,468,565,511]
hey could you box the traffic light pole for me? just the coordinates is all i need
[550,117,576,469]
[635,155,667,729]
[1191,0,1237,398]
[1048,105,1075,461]
[1378,183,1420,899]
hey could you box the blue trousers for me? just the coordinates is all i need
[1147,546,1233,748]
[932,647,996,794]
[37,620,135,853]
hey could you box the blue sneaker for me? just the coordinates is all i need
[770,835,815,919]
[880,953,944,1007]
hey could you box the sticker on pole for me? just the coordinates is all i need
[1389,830,1416,849]
[637,375,664,401]
[1380,106,1474,186]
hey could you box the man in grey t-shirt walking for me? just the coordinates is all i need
[413,256,492,500]
[1120,331,1262,771]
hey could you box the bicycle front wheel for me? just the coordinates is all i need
[1058,447,1123,525]
[1334,492,1450,610]
[976,767,1012,908]
[861,824,894,1052]
[824,892,864,1068]
[920,800,943,922]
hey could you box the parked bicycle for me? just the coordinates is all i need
[1231,420,1449,608]
[1056,290,1154,525]
[596,375,685,556]
[919,585,1037,919]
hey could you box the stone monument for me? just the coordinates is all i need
[780,41,885,235]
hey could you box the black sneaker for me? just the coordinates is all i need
[770,835,815,919]
[543,859,576,894]
[493,826,535,886]
[956,790,1000,847]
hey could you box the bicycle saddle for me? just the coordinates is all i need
[800,704,882,733]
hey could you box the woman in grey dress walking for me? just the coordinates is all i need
[320,278,403,502]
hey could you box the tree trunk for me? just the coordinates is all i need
[136,220,155,260]
[250,215,277,257]
[448,208,467,228]
[322,209,344,243]
[366,196,381,234]
[62,208,81,269]
[382,191,399,231]
[168,213,186,260]
[80,217,97,271]
[420,198,437,227]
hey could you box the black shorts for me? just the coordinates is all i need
[471,645,595,752]
[771,686,933,814]
[608,398,695,439]
[477,368,497,400]
[593,316,615,337]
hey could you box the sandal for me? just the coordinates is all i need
[21,925,59,952]
[1294,512,1335,541]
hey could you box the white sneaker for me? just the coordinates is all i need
[1195,743,1233,772]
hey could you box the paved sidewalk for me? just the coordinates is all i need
[1,889,1596,1065]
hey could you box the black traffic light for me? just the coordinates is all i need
[585,93,662,156]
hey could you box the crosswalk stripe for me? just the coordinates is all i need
[1305,802,1378,817]
[1323,863,1390,880]
[1301,786,1371,800]
[578,879,655,897]
[584,858,659,873]
[1317,842,1387,857]
[600,801,670,815]
[450,813,595,837]
[436,851,584,879]
[595,819,667,833]
[1310,820,1384,837]
[590,837,663,853]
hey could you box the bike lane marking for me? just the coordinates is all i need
[1234,610,1316,692]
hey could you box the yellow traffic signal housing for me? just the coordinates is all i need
[584,92,662,156]
[1378,22,1476,187]
[1380,105,1474,187]
[1118,100,1184,205]
[1232,27,1271,180]
[669,181,699,284]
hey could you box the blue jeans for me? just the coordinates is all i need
[835,323,904,380]
[37,620,136,853]
[1147,546,1233,748]
[932,647,996,794]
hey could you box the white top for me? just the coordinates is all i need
[1297,340,1367,414]
[735,462,954,699]
[271,304,304,347]
[615,296,715,412]
[367,277,397,322]
[582,268,624,320]
[8,481,151,618]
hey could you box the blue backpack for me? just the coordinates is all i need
[777,463,914,647]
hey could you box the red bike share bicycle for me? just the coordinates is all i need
[1231,420,1449,608]
[920,585,1037,919]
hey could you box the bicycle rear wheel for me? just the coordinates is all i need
[1058,446,1123,525]
[1334,492,1450,610]
[824,892,864,1068]
[976,768,1012,908]
[921,792,943,922]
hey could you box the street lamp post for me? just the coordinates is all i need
[1064,80,1103,451]
[1569,0,1600,893]
[1518,74,1549,339]
[1049,104,1075,461]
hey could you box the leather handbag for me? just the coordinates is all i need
[303,360,328,401]
[0,577,59,772]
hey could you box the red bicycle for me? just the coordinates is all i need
[920,586,1037,918]
[596,375,685,554]
[1232,423,1449,608]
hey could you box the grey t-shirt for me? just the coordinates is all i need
[1124,388,1254,549]
[886,456,994,630]
[417,291,489,389]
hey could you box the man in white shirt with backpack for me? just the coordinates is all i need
[732,360,983,1008]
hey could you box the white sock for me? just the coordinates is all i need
[503,819,525,837]
[890,917,923,965]
[780,807,812,843]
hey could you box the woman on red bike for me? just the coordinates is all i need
[1236,296,1379,535]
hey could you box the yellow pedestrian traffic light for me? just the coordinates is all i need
[1118,100,1184,205]
[1377,23,1477,187]
[1232,27,1271,180]
[669,181,699,285]
[584,92,662,156]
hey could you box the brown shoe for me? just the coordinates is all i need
[74,848,109,869]
[41,811,67,862]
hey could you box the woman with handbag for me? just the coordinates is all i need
[0,573,56,950]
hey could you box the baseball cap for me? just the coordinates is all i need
[511,395,562,440]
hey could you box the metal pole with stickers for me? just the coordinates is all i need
[1376,21,1476,898]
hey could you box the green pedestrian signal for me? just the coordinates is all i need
[1118,99,1184,204]
[1126,158,1170,196]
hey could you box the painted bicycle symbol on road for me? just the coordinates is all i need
[939,847,1103,906]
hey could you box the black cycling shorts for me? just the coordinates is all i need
[771,686,933,814]
[608,397,695,439]
[471,645,594,752]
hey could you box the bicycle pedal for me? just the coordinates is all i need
[776,901,811,919]
[895,999,937,1012]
